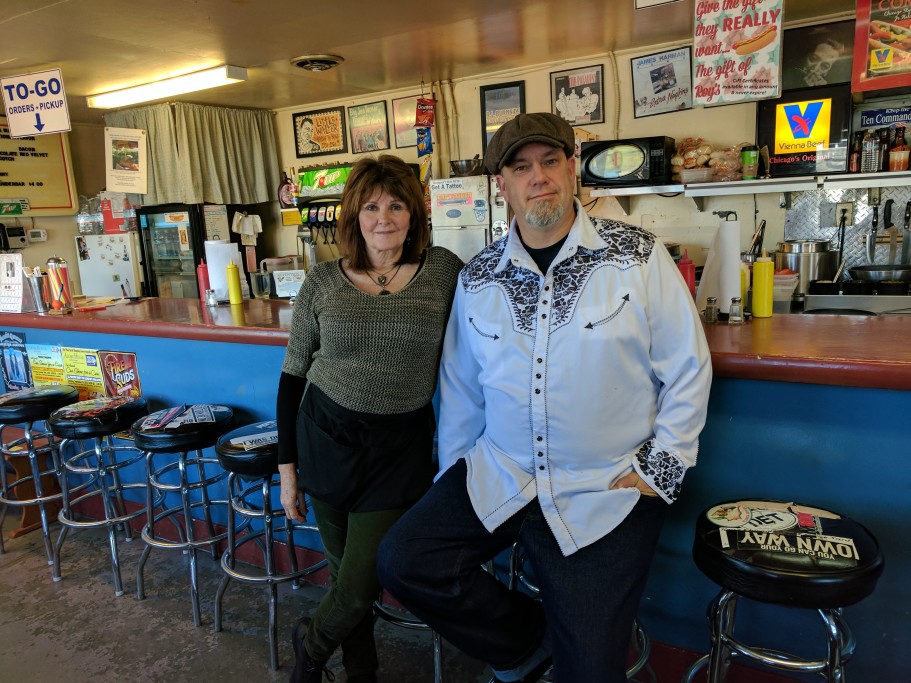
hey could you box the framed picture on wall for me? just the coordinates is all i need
[781,20,854,91]
[293,106,348,158]
[631,47,693,118]
[480,81,525,152]
[550,65,604,125]
[347,101,390,154]
[391,95,421,148]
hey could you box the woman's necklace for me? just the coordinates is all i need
[365,263,402,295]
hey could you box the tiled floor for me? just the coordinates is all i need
[0,520,801,682]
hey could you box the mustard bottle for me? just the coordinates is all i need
[226,260,243,305]
[752,250,774,318]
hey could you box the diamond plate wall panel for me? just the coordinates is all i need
[783,186,910,272]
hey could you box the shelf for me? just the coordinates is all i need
[588,185,684,214]
[684,176,819,196]
[821,170,911,190]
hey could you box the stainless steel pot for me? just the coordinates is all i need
[848,265,911,282]
[773,241,838,296]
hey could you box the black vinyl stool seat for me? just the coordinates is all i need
[0,385,79,564]
[500,543,652,683]
[212,420,327,670]
[131,404,235,626]
[48,396,149,596]
[683,499,884,683]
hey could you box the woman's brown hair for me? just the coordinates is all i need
[337,155,430,271]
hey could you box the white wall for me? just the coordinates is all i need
[273,47,788,266]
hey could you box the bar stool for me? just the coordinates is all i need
[212,420,327,670]
[374,596,445,683]
[682,499,884,683]
[132,404,235,625]
[48,396,149,596]
[503,543,652,682]
[0,385,79,563]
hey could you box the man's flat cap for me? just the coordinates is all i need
[484,112,575,174]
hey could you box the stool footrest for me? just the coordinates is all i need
[58,482,147,528]
[219,529,327,585]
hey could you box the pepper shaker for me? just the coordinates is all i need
[704,297,719,323]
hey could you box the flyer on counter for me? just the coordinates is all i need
[61,346,105,400]
[26,343,65,385]
[693,0,783,107]
[98,350,142,398]
[104,127,147,194]
[0,329,31,391]
[851,0,911,93]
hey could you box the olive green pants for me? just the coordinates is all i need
[305,498,407,677]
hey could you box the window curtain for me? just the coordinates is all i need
[104,102,279,206]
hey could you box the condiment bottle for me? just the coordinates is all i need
[879,128,892,172]
[677,249,695,297]
[196,259,210,303]
[751,250,774,318]
[728,297,744,324]
[849,131,863,173]
[226,260,243,305]
[704,297,719,324]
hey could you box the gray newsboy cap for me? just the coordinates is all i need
[484,112,575,174]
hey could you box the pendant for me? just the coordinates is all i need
[379,289,390,296]
[377,275,388,285]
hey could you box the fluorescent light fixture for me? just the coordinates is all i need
[86,65,247,109]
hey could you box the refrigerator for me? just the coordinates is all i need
[136,203,266,298]
[430,176,495,263]
[74,232,144,298]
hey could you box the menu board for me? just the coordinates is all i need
[0,115,78,216]
[693,0,783,107]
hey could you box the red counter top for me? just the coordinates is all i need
[703,314,911,391]
[3,300,911,390]
[0,298,294,346]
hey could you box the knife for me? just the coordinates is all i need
[883,199,899,263]
[867,205,879,265]
[903,199,911,265]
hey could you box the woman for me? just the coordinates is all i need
[278,154,463,683]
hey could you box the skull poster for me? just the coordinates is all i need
[781,20,854,91]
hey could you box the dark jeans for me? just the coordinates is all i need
[376,459,668,683]
[306,498,407,678]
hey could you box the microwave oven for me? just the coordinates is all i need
[580,136,675,187]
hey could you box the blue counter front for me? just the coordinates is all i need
[2,301,910,680]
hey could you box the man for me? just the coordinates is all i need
[297,117,321,154]
[377,113,712,682]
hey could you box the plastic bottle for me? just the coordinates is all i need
[196,260,210,303]
[677,249,695,297]
[752,250,774,318]
[861,129,879,173]
[226,260,243,305]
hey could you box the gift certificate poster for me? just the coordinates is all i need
[693,0,783,106]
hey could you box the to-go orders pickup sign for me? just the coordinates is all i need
[0,69,71,138]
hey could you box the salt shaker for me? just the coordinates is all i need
[728,296,744,324]
[704,297,719,323]
[205,289,218,307]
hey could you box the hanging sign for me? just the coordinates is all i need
[851,0,911,93]
[693,0,783,107]
[0,69,71,138]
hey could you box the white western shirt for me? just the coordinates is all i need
[438,202,712,556]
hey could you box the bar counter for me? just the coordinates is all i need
[4,299,911,390]
[1,301,908,679]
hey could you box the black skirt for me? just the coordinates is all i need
[296,383,436,512]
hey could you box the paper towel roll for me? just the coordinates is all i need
[696,220,742,314]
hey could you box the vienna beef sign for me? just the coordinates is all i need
[693,0,783,107]
[852,0,911,92]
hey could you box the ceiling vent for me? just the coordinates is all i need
[291,54,344,72]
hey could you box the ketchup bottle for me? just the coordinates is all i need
[677,249,696,298]
[196,259,210,302]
